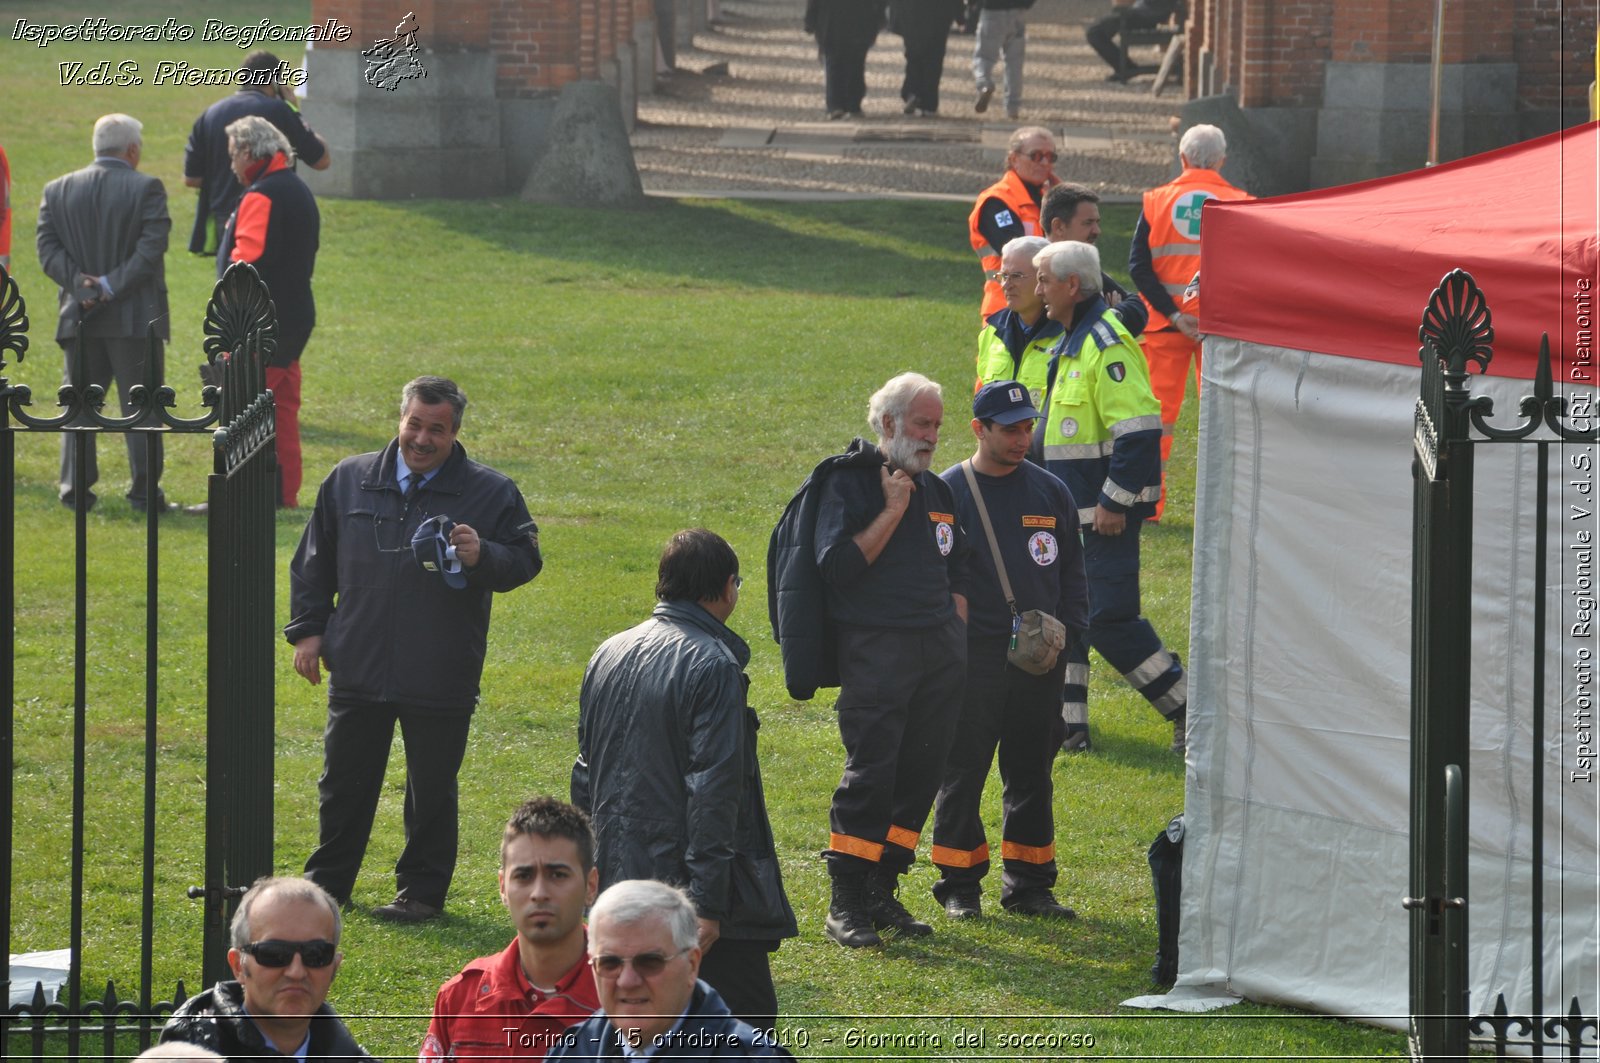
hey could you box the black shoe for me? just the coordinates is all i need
[371,897,442,923]
[825,875,883,948]
[941,888,982,920]
[1058,728,1092,753]
[974,84,993,113]
[902,96,919,115]
[1003,888,1077,920]
[869,871,933,938]
[827,109,847,120]
[60,492,98,512]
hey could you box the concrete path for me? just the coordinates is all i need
[633,0,1184,201]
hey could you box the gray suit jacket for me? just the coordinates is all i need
[36,157,170,343]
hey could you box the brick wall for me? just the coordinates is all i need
[1191,0,1594,117]
[311,0,651,98]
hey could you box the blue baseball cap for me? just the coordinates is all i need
[411,514,467,590]
[973,380,1042,424]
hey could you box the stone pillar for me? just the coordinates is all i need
[303,1,505,198]
[1311,0,1518,185]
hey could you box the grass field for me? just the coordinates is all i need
[3,4,1407,1059]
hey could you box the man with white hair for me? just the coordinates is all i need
[160,876,374,1061]
[974,235,1060,403]
[1033,241,1188,754]
[547,880,783,1060]
[771,372,970,948]
[1128,122,1253,519]
[215,113,321,510]
[36,113,172,514]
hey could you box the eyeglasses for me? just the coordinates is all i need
[1025,150,1058,164]
[240,939,337,968]
[997,271,1033,284]
[590,947,689,979]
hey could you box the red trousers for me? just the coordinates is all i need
[266,362,302,508]
[1138,328,1200,520]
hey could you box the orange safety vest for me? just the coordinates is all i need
[1138,168,1253,331]
[968,169,1042,321]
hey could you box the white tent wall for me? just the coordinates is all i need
[1180,335,1599,1030]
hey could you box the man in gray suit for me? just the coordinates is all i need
[37,113,172,513]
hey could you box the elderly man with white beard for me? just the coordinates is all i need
[801,371,972,948]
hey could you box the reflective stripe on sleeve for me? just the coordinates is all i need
[1044,441,1114,461]
[1109,414,1163,437]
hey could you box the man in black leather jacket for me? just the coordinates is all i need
[160,877,373,1062]
[573,529,796,1036]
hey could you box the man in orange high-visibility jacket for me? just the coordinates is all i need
[969,126,1057,322]
[1128,123,1252,519]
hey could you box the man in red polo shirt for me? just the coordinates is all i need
[420,798,601,1061]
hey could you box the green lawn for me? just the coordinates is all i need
[2,4,1406,1059]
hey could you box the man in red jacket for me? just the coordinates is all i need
[420,797,601,1061]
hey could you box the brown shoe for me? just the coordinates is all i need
[371,897,442,923]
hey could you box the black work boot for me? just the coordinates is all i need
[825,870,883,948]
[869,867,933,938]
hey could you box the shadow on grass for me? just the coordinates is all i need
[402,196,982,303]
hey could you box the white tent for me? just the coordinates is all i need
[1177,123,1599,1032]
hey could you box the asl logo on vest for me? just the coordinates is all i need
[1171,191,1216,239]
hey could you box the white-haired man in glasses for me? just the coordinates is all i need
[547,880,787,1061]
[160,876,374,1061]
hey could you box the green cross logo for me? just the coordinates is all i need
[1172,191,1215,239]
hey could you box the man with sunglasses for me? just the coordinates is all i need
[548,880,785,1061]
[161,876,374,1061]
[968,127,1059,322]
[421,797,602,1060]
[573,530,796,1035]
[288,375,542,924]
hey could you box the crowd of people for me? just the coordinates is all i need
[23,51,325,517]
[12,18,1254,1057]
[802,0,1176,120]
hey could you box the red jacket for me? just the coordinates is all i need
[420,938,599,1061]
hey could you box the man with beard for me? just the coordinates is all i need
[776,372,971,948]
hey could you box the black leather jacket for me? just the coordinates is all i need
[160,979,374,1062]
[572,601,797,942]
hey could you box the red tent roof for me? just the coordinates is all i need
[1202,122,1599,380]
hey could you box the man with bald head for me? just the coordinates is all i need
[161,876,373,1061]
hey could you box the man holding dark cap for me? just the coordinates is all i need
[286,375,541,923]
[929,381,1087,920]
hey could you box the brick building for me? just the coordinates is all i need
[300,0,711,198]
[1181,0,1596,189]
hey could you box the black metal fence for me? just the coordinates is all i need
[1409,269,1598,1060]
[1,261,279,1060]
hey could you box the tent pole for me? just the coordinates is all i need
[1427,0,1444,166]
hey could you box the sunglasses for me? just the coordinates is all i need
[1026,150,1058,164]
[239,939,337,968]
[590,947,689,979]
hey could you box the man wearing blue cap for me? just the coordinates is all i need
[286,375,542,923]
[929,381,1087,920]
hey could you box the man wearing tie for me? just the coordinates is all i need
[286,375,542,923]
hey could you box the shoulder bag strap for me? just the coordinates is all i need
[960,459,1017,612]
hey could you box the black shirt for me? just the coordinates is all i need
[814,447,970,628]
[941,459,1087,639]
